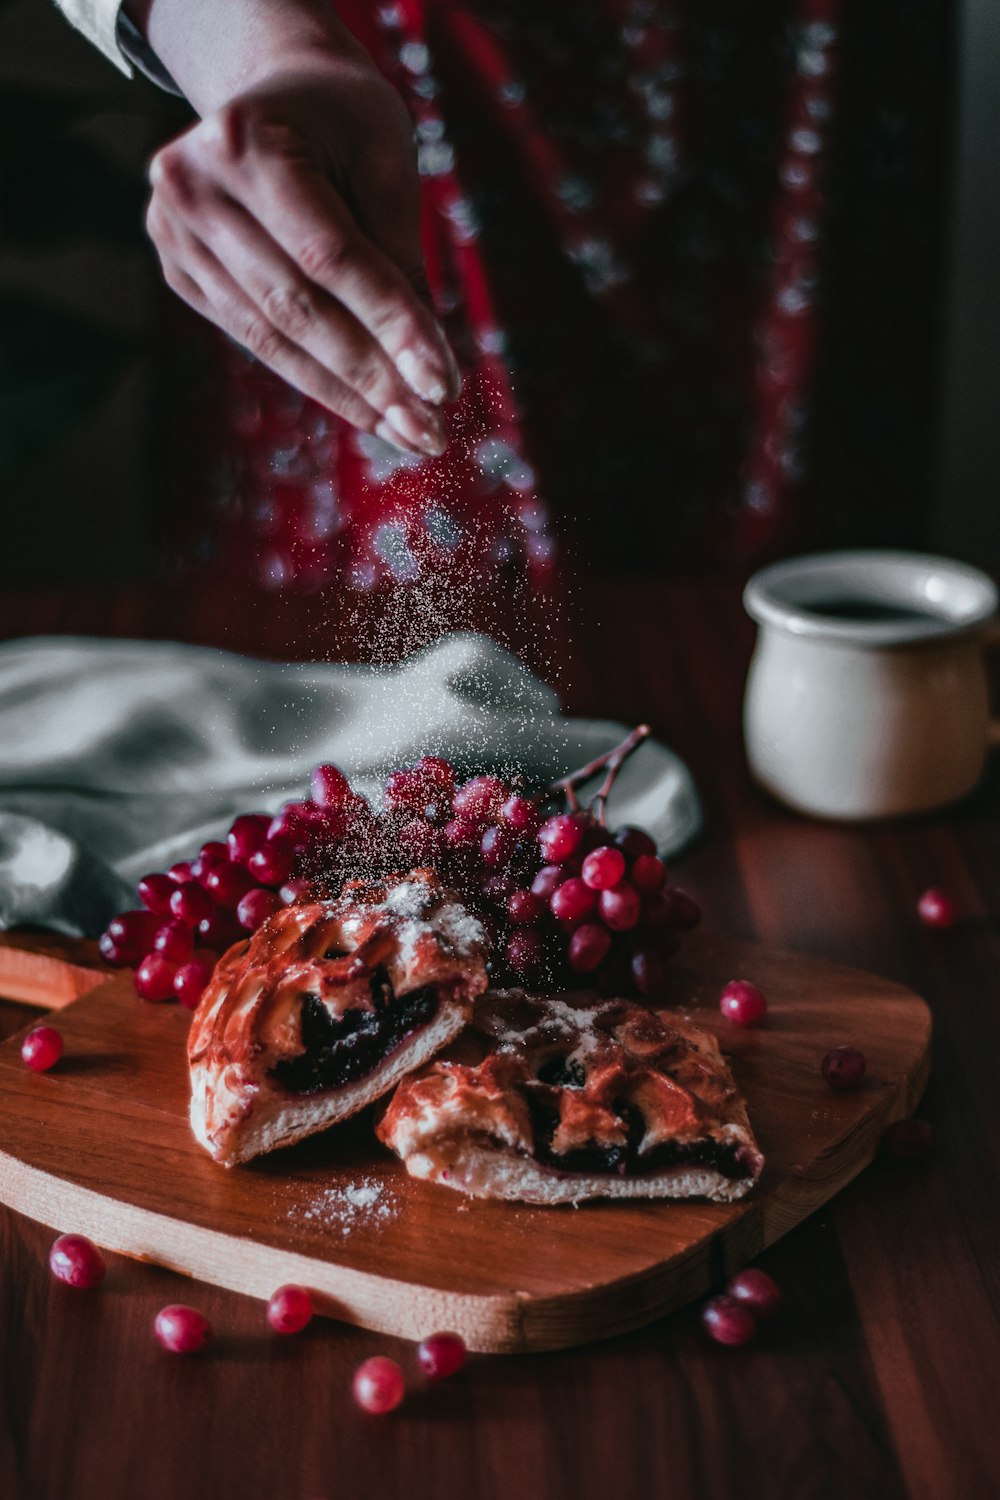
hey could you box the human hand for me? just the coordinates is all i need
[144,59,458,457]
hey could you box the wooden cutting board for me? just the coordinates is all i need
[0,932,930,1353]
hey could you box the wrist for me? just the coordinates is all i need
[124,0,370,115]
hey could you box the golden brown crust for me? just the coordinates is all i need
[377,991,764,1204]
[187,869,489,1165]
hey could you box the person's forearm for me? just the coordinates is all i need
[125,0,369,114]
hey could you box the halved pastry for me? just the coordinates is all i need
[187,869,489,1166]
[377,991,764,1204]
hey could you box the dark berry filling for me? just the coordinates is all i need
[270,967,438,1095]
[524,1091,752,1180]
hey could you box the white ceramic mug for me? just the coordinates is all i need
[742,550,999,819]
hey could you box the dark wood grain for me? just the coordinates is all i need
[0,575,997,1499]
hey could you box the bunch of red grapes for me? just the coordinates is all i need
[100,725,700,1011]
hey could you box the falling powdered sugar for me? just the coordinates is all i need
[290,1177,400,1237]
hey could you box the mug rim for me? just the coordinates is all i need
[743,549,998,646]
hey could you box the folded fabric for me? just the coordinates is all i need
[0,631,701,938]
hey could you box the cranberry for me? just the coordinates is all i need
[550,876,597,925]
[453,775,507,823]
[154,1304,213,1354]
[507,888,545,925]
[630,948,666,995]
[310,763,352,808]
[236,887,283,930]
[501,794,540,834]
[98,933,129,967]
[581,846,626,891]
[719,979,767,1028]
[174,952,216,1009]
[247,842,295,887]
[822,1046,867,1091]
[49,1234,106,1289]
[137,873,176,915]
[105,909,160,959]
[701,1294,757,1347]
[204,862,255,909]
[134,953,178,1002]
[153,920,194,962]
[352,1355,405,1414]
[918,887,959,929]
[883,1118,935,1160]
[21,1026,63,1072]
[630,854,667,894]
[567,922,612,973]
[481,824,517,868]
[226,814,271,865]
[196,908,243,951]
[506,928,546,980]
[266,1284,314,1334]
[613,825,657,860]
[417,1331,467,1380]
[598,881,642,932]
[191,841,228,882]
[726,1268,781,1319]
[538,813,586,864]
[530,864,564,902]
[169,881,215,925]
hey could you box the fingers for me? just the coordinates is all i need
[232,148,461,406]
[156,227,436,456]
[146,143,447,455]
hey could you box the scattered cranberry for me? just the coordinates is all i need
[883,1118,935,1160]
[918,888,959,929]
[701,1294,757,1347]
[822,1046,867,1091]
[267,1285,314,1334]
[134,952,178,1002]
[719,980,768,1028]
[21,1025,63,1072]
[417,1331,467,1380]
[49,1234,106,1289]
[726,1268,781,1320]
[352,1355,406,1414]
[154,1304,213,1354]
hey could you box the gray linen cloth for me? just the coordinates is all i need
[0,632,701,938]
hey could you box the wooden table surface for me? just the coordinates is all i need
[1,576,997,1500]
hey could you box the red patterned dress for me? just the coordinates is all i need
[170,1,842,661]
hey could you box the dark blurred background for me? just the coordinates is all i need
[1,0,998,598]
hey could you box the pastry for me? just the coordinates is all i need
[378,990,764,1203]
[188,869,489,1166]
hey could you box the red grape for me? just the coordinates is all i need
[630,854,667,893]
[153,920,194,963]
[507,889,544,925]
[481,824,517,868]
[173,951,216,1009]
[581,846,626,891]
[501,794,540,834]
[453,775,507,822]
[247,842,295,887]
[630,948,665,995]
[506,928,546,979]
[397,818,444,862]
[310,763,351,808]
[236,887,283,930]
[598,881,642,932]
[530,865,563,902]
[613,826,657,860]
[196,909,243,951]
[226,814,270,864]
[568,923,612,973]
[169,881,215,925]
[134,952,178,1002]
[203,862,256,909]
[550,876,597,924]
[137,873,176,915]
[538,813,586,864]
[191,842,228,883]
[104,910,160,959]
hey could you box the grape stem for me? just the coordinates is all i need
[551,724,651,825]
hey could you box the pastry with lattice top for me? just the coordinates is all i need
[377,991,764,1203]
[187,869,489,1166]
